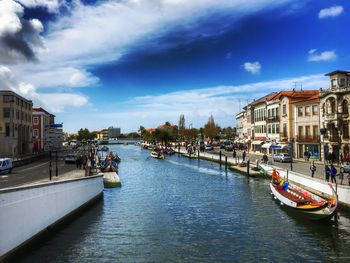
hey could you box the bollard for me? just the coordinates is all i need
[178,145,180,156]
[198,149,200,160]
[49,151,52,180]
[247,160,250,176]
[219,151,222,167]
[225,156,228,170]
[55,151,58,177]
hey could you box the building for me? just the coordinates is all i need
[294,92,320,159]
[320,70,350,162]
[0,90,33,157]
[33,107,63,152]
[235,111,245,141]
[108,126,121,139]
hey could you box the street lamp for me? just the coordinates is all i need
[320,128,327,163]
[290,138,294,171]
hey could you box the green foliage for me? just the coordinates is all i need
[203,115,220,140]
[77,128,95,141]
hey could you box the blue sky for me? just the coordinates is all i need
[0,0,349,133]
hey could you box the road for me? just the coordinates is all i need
[0,157,78,189]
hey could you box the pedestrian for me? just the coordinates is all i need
[340,152,344,164]
[310,163,316,178]
[233,149,236,159]
[325,165,330,182]
[304,150,308,161]
[339,166,344,185]
[330,164,337,184]
[307,151,311,161]
[75,156,80,169]
[242,150,246,162]
[262,153,268,164]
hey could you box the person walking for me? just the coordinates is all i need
[330,164,337,184]
[304,150,308,161]
[325,164,330,182]
[310,162,316,178]
[242,150,246,162]
[339,166,344,185]
[233,149,236,159]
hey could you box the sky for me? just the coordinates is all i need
[0,0,349,133]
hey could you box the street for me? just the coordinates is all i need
[0,156,78,189]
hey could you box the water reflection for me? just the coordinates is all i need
[16,145,350,262]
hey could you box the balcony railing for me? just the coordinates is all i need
[296,135,320,143]
[266,116,280,123]
[329,136,340,142]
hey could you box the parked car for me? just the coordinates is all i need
[225,144,234,151]
[65,154,77,164]
[341,163,350,173]
[205,144,214,151]
[273,153,292,163]
[0,158,13,174]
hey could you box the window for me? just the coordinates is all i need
[297,107,303,117]
[272,108,275,117]
[276,108,279,117]
[343,124,349,138]
[33,129,39,137]
[3,108,10,118]
[268,124,271,134]
[283,123,287,137]
[312,105,318,115]
[272,124,276,134]
[33,117,39,125]
[298,126,303,136]
[342,100,349,114]
[276,124,280,134]
[331,79,337,87]
[313,125,319,136]
[305,106,311,116]
[305,126,310,136]
[282,104,287,115]
[3,95,13,103]
[340,78,346,87]
[5,123,10,137]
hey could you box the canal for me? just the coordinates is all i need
[18,145,350,262]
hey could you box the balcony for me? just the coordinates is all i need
[266,116,280,123]
[324,113,336,121]
[296,135,320,143]
[329,136,340,142]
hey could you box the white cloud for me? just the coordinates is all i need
[319,5,343,19]
[17,0,61,13]
[0,0,23,36]
[308,49,337,62]
[75,73,327,132]
[0,65,89,113]
[243,61,261,74]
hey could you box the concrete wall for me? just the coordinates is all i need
[0,175,104,258]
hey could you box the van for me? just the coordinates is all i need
[0,158,13,174]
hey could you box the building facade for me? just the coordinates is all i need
[0,91,33,157]
[108,126,121,139]
[32,108,53,152]
[320,70,350,162]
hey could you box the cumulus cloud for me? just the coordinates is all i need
[243,61,261,74]
[84,73,328,132]
[0,0,44,64]
[0,65,89,112]
[308,49,337,62]
[319,6,344,19]
[17,0,61,12]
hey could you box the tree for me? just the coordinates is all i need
[77,128,95,141]
[203,115,220,140]
[178,114,185,142]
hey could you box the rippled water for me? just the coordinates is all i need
[18,145,350,262]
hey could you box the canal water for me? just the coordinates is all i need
[19,145,350,262]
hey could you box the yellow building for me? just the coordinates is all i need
[0,91,33,157]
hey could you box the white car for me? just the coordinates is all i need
[65,155,77,164]
[0,158,13,174]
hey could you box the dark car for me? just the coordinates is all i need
[225,144,234,151]
[205,144,214,151]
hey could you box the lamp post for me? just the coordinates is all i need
[338,124,342,164]
[290,138,294,171]
[320,127,327,180]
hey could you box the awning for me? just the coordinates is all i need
[262,143,272,149]
[252,140,264,145]
[271,144,290,149]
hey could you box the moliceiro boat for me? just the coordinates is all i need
[150,151,165,160]
[261,165,338,221]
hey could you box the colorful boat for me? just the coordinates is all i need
[262,165,338,221]
[150,151,165,159]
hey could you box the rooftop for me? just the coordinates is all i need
[325,70,350,76]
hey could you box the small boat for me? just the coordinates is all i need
[103,172,121,188]
[100,160,118,173]
[150,151,165,159]
[269,168,338,221]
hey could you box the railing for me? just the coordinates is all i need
[296,135,320,143]
[329,136,340,142]
[266,116,280,123]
